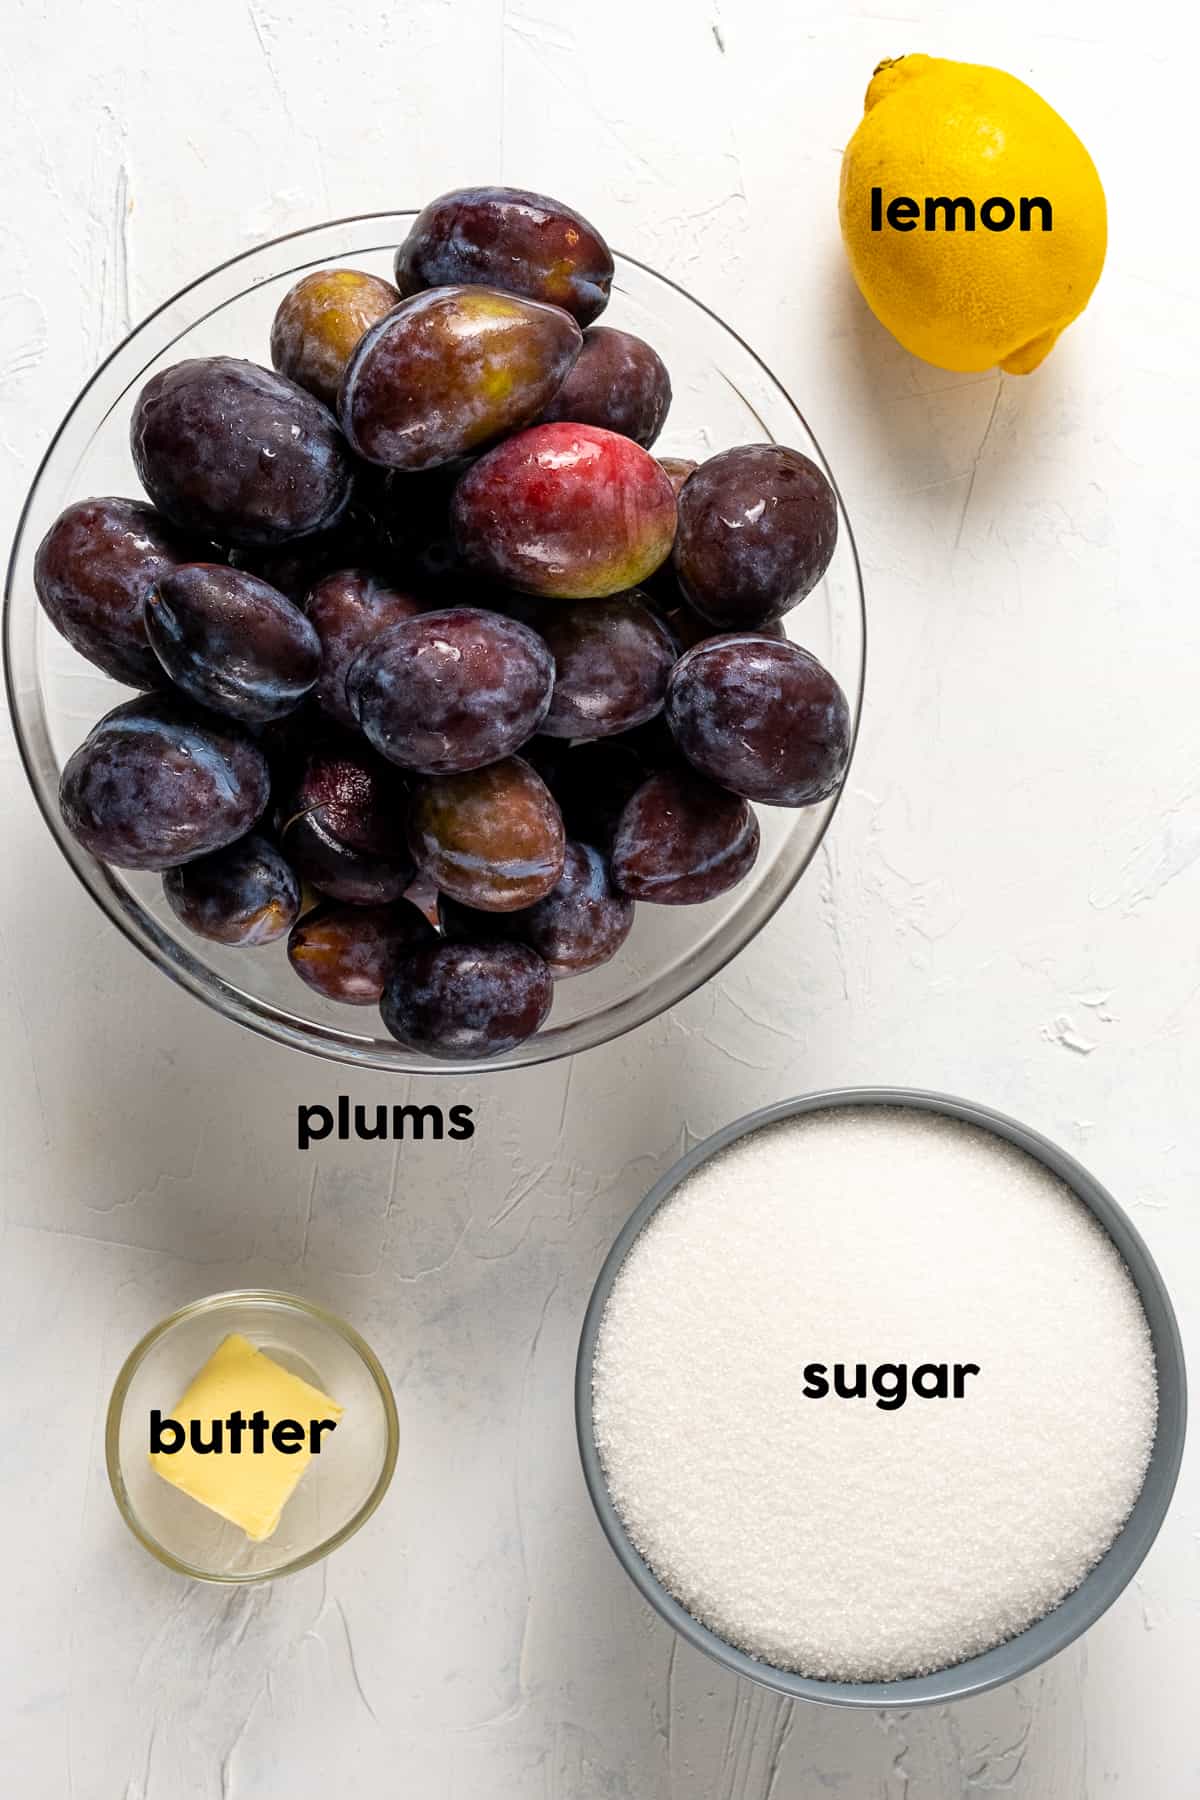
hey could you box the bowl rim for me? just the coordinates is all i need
[575,1086,1188,1707]
[105,1286,400,1582]
[3,211,866,1075]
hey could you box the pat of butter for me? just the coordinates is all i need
[149,1332,343,1542]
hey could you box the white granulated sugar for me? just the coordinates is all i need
[591,1107,1158,1682]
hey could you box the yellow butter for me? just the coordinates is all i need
[149,1332,343,1542]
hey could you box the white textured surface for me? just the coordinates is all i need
[1,1,1197,1794]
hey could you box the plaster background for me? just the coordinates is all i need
[1,1,1196,1792]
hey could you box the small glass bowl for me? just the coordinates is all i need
[4,212,866,1074]
[106,1289,398,1582]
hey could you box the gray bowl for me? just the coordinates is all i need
[575,1088,1187,1708]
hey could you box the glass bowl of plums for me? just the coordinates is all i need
[5,193,864,1070]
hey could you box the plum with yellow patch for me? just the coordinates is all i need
[271,268,401,409]
[452,423,678,600]
[338,286,582,470]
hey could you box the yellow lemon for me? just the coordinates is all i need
[839,55,1106,373]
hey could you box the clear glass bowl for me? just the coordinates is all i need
[106,1289,399,1582]
[4,213,865,1073]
